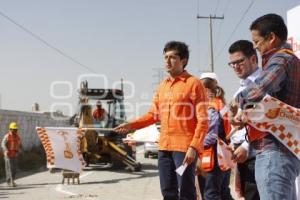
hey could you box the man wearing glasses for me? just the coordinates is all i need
[232,14,300,200]
[228,40,260,200]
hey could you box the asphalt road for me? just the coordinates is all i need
[0,147,161,200]
[0,147,241,200]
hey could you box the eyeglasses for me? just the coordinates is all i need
[228,57,246,68]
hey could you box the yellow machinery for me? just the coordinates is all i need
[71,81,141,171]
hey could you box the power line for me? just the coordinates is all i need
[211,0,221,60]
[214,0,221,14]
[215,0,255,61]
[196,0,202,70]
[214,0,232,51]
[0,10,97,74]
[197,15,224,72]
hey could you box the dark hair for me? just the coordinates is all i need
[202,78,216,91]
[202,78,226,104]
[163,41,189,68]
[250,13,287,41]
[229,40,258,61]
[216,85,226,104]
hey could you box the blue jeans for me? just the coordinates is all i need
[238,158,260,200]
[255,148,300,200]
[158,150,196,200]
[203,164,223,200]
[199,170,234,200]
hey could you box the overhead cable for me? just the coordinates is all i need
[215,0,255,61]
[0,10,97,74]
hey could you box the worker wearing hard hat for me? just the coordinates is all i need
[92,101,108,121]
[1,122,22,187]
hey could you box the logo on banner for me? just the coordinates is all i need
[58,131,74,159]
[265,107,300,125]
[265,108,281,119]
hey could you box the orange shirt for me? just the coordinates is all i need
[209,97,232,136]
[248,126,267,142]
[92,108,106,120]
[130,71,209,153]
[209,97,224,111]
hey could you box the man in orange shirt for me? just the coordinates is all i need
[114,41,208,200]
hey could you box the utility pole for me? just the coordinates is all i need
[152,68,165,94]
[152,68,165,86]
[197,14,224,72]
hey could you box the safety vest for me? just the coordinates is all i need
[211,98,232,137]
[5,132,21,158]
[201,98,233,172]
[92,108,105,120]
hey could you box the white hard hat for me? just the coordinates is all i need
[200,72,219,83]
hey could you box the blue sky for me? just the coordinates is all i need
[0,0,299,118]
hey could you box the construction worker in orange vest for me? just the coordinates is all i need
[92,101,108,121]
[1,122,22,187]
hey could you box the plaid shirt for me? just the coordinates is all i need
[236,43,300,109]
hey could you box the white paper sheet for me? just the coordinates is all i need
[175,163,188,176]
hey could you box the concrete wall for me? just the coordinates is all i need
[0,109,69,150]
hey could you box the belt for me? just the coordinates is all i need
[251,134,289,154]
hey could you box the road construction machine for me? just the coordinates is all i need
[70,81,141,171]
